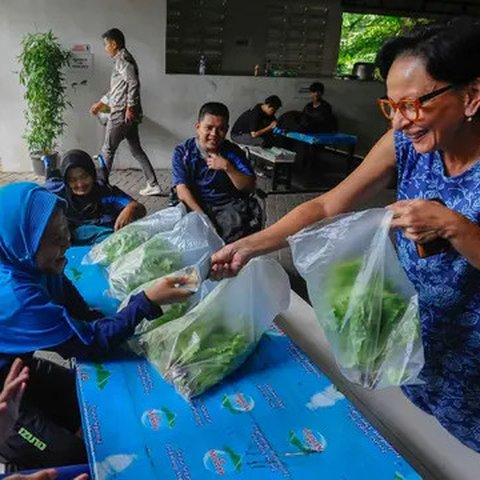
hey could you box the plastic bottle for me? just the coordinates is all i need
[264,59,271,76]
[199,55,207,75]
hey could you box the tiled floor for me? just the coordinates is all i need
[0,167,396,299]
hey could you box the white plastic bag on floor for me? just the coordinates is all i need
[129,257,290,399]
[289,208,424,390]
[108,212,223,300]
[84,204,186,266]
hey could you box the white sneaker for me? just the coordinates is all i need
[139,184,162,196]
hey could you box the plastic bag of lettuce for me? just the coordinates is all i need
[108,212,223,300]
[128,257,290,399]
[289,208,424,390]
[83,204,186,266]
[118,257,217,334]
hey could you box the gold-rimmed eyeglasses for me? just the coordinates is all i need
[377,84,454,121]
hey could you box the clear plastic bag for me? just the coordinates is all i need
[83,204,186,266]
[289,208,424,390]
[119,255,217,334]
[128,257,291,399]
[107,212,223,300]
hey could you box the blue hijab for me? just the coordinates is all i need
[0,182,93,360]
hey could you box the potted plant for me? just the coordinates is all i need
[18,31,71,174]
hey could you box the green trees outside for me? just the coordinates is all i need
[337,13,429,76]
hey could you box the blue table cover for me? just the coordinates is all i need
[66,247,420,480]
[274,128,358,146]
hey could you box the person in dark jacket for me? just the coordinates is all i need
[45,149,146,245]
[303,82,338,133]
[231,95,282,147]
[0,182,191,468]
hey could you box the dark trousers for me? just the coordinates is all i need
[0,357,86,469]
[205,196,263,244]
[102,114,158,186]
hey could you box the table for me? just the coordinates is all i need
[67,247,420,480]
[239,145,296,191]
[274,128,358,175]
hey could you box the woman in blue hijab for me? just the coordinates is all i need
[0,182,191,469]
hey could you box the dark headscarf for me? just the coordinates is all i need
[61,149,101,224]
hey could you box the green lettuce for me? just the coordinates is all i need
[132,307,250,398]
[326,259,420,388]
[109,236,182,298]
[90,228,151,266]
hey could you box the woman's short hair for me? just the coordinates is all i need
[376,20,480,85]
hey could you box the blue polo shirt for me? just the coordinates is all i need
[172,137,254,206]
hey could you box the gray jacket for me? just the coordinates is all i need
[105,48,143,120]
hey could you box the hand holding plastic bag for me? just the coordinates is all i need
[84,204,186,266]
[108,212,223,300]
[128,257,290,399]
[119,257,217,334]
[289,208,424,389]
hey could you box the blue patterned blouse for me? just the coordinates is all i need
[394,130,480,451]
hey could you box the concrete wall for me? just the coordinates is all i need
[0,0,388,172]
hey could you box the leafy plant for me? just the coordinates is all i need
[18,31,71,153]
[337,13,431,76]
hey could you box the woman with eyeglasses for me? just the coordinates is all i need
[211,21,480,451]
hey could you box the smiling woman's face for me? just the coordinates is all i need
[67,167,95,196]
[35,208,71,274]
[386,55,467,154]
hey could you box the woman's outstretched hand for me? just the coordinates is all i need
[210,241,251,280]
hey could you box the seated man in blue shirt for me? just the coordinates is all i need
[172,102,262,243]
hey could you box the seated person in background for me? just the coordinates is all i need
[0,182,191,468]
[303,82,337,133]
[231,95,282,147]
[45,149,146,245]
[172,102,261,244]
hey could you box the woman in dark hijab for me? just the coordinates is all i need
[45,149,146,245]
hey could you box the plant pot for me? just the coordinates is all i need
[30,151,59,176]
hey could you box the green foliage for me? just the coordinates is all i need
[18,31,71,153]
[337,13,429,76]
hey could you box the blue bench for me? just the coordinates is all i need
[274,128,359,175]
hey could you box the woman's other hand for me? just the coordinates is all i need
[387,199,456,243]
[144,276,193,305]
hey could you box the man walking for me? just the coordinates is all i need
[90,28,161,196]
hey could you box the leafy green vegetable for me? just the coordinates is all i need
[326,259,420,388]
[146,303,190,331]
[90,228,151,266]
[132,306,251,398]
[109,236,182,298]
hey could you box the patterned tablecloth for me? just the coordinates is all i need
[66,246,420,480]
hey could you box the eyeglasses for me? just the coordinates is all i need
[377,84,454,121]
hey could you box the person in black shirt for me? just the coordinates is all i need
[231,95,282,147]
[303,82,337,133]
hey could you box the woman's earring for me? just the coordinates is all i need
[467,116,473,122]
